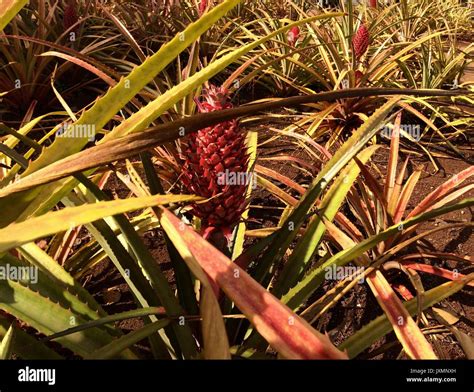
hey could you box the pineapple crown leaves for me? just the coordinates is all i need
[195,85,233,112]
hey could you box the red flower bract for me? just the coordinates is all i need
[181,85,249,240]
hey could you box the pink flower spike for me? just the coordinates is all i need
[198,0,208,16]
[287,26,300,47]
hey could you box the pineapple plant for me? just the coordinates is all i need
[180,85,250,245]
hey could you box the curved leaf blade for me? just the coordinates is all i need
[158,208,347,359]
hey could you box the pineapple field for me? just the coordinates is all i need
[0,0,473,370]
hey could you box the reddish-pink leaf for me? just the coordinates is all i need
[393,169,422,223]
[392,283,415,301]
[407,166,474,219]
[158,207,347,359]
[399,261,474,288]
[255,164,306,195]
[366,271,437,359]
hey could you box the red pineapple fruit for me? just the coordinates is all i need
[287,26,300,47]
[181,85,249,242]
[352,24,370,61]
[198,0,208,16]
[63,0,78,31]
